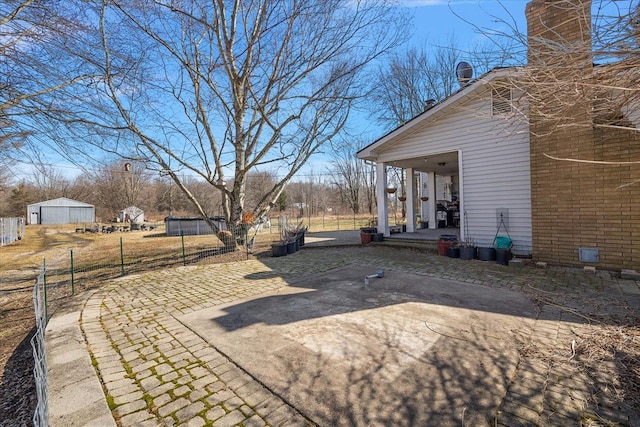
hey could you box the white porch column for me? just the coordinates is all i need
[406,168,416,232]
[428,171,437,229]
[376,162,389,236]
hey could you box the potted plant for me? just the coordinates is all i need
[386,187,397,194]
[459,240,477,260]
[297,224,308,247]
[447,242,460,258]
[494,236,513,265]
[271,240,287,257]
[437,235,457,256]
[477,246,496,261]
[283,221,306,253]
[398,195,406,202]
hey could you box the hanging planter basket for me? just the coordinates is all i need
[420,196,429,201]
[398,195,406,202]
[386,188,397,194]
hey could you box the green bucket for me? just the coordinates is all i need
[495,236,512,249]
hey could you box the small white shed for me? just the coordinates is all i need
[119,206,144,224]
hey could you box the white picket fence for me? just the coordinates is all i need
[0,217,25,246]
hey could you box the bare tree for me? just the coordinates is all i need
[42,0,404,232]
[371,36,509,129]
[90,161,150,222]
[330,140,376,216]
[1,1,94,163]
[244,171,278,214]
[29,165,74,201]
[466,0,640,139]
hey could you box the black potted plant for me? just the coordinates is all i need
[447,242,460,258]
[477,246,496,261]
[459,240,477,260]
[271,240,287,257]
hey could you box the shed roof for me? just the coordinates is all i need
[120,206,144,213]
[28,197,94,208]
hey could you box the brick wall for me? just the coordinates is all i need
[527,0,640,270]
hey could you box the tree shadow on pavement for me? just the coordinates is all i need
[0,328,36,427]
[184,257,640,426]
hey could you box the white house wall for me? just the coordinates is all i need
[376,95,532,253]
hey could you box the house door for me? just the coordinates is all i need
[30,211,39,225]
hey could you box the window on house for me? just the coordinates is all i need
[492,87,512,115]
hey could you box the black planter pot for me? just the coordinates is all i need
[496,249,512,266]
[372,232,384,242]
[477,247,496,261]
[460,246,477,260]
[447,246,460,258]
[271,242,287,257]
[286,241,297,254]
[298,233,305,247]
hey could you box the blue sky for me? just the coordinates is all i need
[298,0,531,179]
[406,0,528,50]
[16,1,532,183]
[14,1,635,183]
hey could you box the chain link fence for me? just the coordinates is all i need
[25,214,375,423]
[42,224,253,302]
[31,267,48,427]
[1,217,25,246]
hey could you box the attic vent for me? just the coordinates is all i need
[492,87,512,115]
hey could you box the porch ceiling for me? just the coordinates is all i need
[386,151,459,175]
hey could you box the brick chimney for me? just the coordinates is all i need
[526,1,595,267]
[526,0,640,270]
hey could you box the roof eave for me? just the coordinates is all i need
[356,67,522,160]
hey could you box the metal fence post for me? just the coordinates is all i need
[120,237,125,276]
[70,250,75,295]
[181,232,186,266]
[43,259,48,323]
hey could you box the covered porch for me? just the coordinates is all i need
[370,150,464,240]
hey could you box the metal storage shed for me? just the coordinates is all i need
[164,216,227,236]
[27,197,95,225]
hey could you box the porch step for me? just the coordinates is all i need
[372,237,438,253]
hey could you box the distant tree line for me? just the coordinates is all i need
[0,160,379,222]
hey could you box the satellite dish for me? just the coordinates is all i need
[456,62,473,85]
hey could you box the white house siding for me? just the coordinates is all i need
[375,95,532,253]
